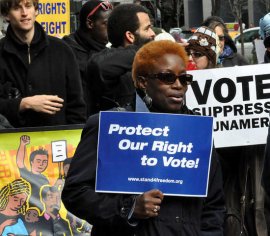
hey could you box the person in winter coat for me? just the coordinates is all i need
[0,0,86,128]
[62,0,113,114]
[263,124,270,195]
[260,13,270,236]
[85,3,155,115]
[62,40,225,236]
[202,15,267,236]
[201,16,249,67]
[259,12,270,63]
[220,35,249,67]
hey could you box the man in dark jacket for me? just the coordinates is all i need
[0,0,86,128]
[263,125,270,196]
[63,0,112,113]
[86,3,155,115]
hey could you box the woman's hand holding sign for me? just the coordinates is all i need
[133,189,164,219]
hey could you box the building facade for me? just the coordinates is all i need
[184,0,267,29]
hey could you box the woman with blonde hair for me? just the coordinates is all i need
[0,178,30,235]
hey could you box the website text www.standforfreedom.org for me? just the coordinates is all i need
[128,177,183,185]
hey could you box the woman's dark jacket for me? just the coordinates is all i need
[262,125,270,196]
[62,100,225,236]
[85,45,139,115]
[222,52,249,67]
[0,22,86,128]
[264,50,270,63]
[62,29,106,114]
[221,36,249,67]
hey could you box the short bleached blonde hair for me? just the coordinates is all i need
[132,40,188,88]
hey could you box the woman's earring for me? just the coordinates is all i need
[143,90,152,109]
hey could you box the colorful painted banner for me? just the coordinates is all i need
[96,111,213,197]
[0,126,91,236]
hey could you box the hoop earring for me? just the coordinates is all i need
[143,90,152,109]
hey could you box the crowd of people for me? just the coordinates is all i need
[1,0,270,235]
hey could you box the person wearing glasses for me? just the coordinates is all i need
[85,3,156,115]
[201,16,249,67]
[202,16,268,236]
[186,26,218,70]
[62,40,225,236]
[0,0,86,128]
[63,0,113,114]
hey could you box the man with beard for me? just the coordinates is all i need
[39,186,72,236]
[86,3,155,115]
[63,0,113,115]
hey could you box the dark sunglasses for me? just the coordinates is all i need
[148,72,193,85]
[87,1,113,19]
[218,35,225,41]
[187,51,204,59]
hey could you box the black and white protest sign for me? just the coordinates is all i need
[186,64,270,148]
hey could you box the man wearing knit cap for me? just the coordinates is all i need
[186,26,218,69]
[63,0,113,113]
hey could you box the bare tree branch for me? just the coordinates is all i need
[258,0,270,12]
[156,0,184,30]
[227,0,248,55]
[211,0,221,15]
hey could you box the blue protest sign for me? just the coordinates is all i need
[96,111,213,197]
